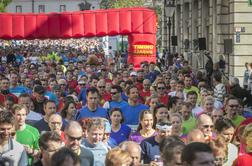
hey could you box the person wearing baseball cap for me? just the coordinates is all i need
[33,85,47,115]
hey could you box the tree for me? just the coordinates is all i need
[0,0,12,12]
[100,0,144,9]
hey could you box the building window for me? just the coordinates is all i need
[60,5,66,12]
[38,5,45,13]
[16,6,22,13]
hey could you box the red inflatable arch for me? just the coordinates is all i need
[0,7,157,67]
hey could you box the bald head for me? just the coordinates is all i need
[187,129,205,144]
[197,114,214,138]
[120,141,141,166]
[143,79,151,90]
[49,114,62,122]
[65,121,83,133]
[58,79,67,85]
[197,114,213,127]
[143,79,151,85]
[64,121,83,153]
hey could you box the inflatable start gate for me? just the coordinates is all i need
[0,7,157,67]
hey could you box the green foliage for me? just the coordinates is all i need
[0,0,12,12]
[100,0,144,9]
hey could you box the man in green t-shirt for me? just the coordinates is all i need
[13,104,40,165]
[225,97,245,127]
[183,75,199,96]
[181,102,196,135]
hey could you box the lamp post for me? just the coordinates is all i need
[164,0,175,66]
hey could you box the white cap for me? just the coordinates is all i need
[130,71,137,76]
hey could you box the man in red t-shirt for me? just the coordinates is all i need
[0,77,18,106]
[97,79,111,106]
[156,82,169,106]
[140,79,151,103]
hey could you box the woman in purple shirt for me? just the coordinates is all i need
[129,110,156,144]
[109,108,131,146]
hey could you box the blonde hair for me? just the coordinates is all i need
[202,96,215,106]
[243,123,252,138]
[170,113,182,123]
[86,118,105,131]
[209,135,227,157]
[105,148,132,166]
[12,104,28,115]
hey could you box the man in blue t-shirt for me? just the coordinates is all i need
[76,87,107,120]
[121,85,149,125]
[9,72,28,97]
[103,85,128,112]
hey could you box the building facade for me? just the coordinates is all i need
[6,0,101,13]
[162,0,252,80]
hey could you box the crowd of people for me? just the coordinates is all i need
[0,38,252,166]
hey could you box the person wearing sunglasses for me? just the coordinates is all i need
[156,82,169,106]
[97,79,111,106]
[196,114,215,143]
[64,121,94,166]
[103,85,128,112]
[225,96,245,127]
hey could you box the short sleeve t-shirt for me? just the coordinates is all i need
[182,116,196,135]
[129,131,157,144]
[110,124,131,146]
[16,124,40,149]
[140,136,160,164]
[232,115,246,127]
[16,124,40,164]
[121,104,149,125]
[33,118,50,133]
[76,106,108,120]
